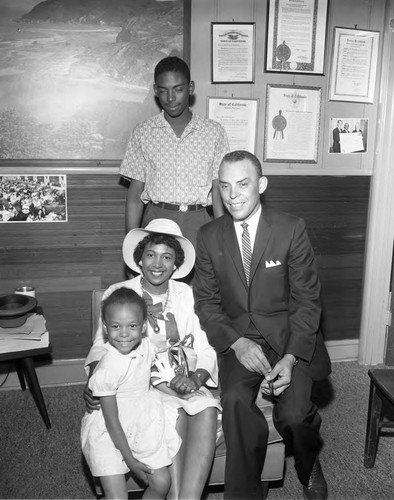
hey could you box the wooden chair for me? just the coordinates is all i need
[364,368,394,468]
[91,289,285,497]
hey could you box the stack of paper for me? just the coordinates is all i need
[0,314,47,340]
[0,314,49,354]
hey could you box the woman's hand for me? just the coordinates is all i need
[83,382,100,413]
[169,369,209,394]
[178,389,207,400]
[169,374,198,394]
[83,361,100,413]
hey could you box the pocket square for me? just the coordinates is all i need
[265,260,281,268]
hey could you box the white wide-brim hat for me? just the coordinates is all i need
[122,218,196,279]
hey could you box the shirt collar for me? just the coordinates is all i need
[234,204,262,232]
[152,110,201,131]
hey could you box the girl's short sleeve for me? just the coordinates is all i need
[89,352,130,397]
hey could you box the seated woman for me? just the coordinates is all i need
[84,218,220,500]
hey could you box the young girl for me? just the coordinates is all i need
[81,287,181,500]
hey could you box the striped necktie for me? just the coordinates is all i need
[241,222,252,285]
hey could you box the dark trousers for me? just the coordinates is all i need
[219,334,322,499]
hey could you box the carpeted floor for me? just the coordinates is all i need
[0,361,393,499]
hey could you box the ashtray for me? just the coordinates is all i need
[0,294,37,328]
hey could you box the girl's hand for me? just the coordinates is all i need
[128,458,154,485]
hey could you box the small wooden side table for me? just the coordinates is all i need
[0,321,52,429]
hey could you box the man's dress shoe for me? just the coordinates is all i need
[303,459,328,500]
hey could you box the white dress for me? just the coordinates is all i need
[81,339,181,476]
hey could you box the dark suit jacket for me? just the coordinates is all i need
[333,127,341,152]
[193,206,331,381]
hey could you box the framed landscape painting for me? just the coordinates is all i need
[0,0,189,161]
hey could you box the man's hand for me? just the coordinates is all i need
[261,354,296,397]
[83,382,100,413]
[127,458,154,485]
[231,337,271,375]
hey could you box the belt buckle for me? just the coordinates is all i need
[179,204,188,212]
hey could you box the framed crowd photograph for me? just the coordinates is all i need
[264,84,322,163]
[0,175,67,222]
[207,97,259,153]
[329,27,380,103]
[211,22,255,83]
[0,0,189,162]
[266,0,328,74]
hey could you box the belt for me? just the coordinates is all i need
[152,202,205,212]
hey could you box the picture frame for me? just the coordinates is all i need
[0,0,190,162]
[0,174,67,223]
[265,0,328,75]
[207,97,259,153]
[211,22,255,83]
[329,27,380,103]
[329,118,368,154]
[264,84,322,163]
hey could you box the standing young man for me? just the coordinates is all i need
[193,150,331,500]
[119,56,229,249]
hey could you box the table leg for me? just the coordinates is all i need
[20,357,51,429]
[15,360,26,391]
[364,381,381,467]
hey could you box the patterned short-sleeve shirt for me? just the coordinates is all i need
[119,111,229,206]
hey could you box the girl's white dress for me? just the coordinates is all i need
[81,339,181,476]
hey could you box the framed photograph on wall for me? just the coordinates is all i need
[207,97,259,153]
[264,84,322,163]
[0,175,67,222]
[211,22,255,83]
[329,27,380,103]
[266,0,328,74]
[0,0,190,161]
[329,118,368,154]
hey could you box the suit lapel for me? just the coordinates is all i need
[250,208,272,284]
[222,216,248,287]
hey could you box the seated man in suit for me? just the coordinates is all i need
[193,150,331,500]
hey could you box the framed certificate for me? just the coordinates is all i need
[329,27,380,103]
[266,0,328,74]
[207,97,259,153]
[264,84,322,163]
[211,22,255,83]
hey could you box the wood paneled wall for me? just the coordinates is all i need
[0,174,127,360]
[0,173,369,361]
[264,175,370,342]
